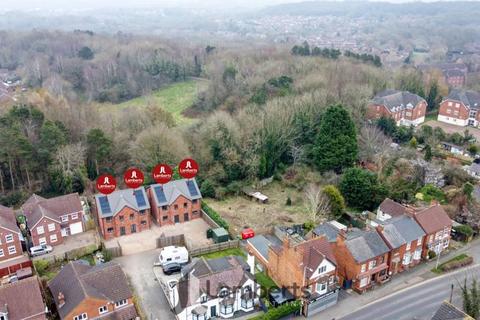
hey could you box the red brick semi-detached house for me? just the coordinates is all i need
[247,226,339,316]
[0,205,23,262]
[21,193,84,247]
[0,276,48,320]
[94,187,151,240]
[367,89,427,126]
[147,178,202,226]
[374,215,425,275]
[332,228,390,293]
[413,204,452,258]
[437,89,480,127]
[48,261,137,320]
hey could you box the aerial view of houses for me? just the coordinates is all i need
[2,1,480,320]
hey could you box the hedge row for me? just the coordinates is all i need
[250,301,301,320]
[441,255,474,272]
[201,202,229,230]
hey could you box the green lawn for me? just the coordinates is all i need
[97,80,205,125]
[255,271,278,291]
[432,253,471,273]
[199,248,246,259]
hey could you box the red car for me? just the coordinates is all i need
[241,228,255,240]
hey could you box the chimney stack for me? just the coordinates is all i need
[58,292,65,308]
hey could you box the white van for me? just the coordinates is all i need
[159,246,189,266]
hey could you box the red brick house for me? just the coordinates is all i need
[0,205,23,262]
[95,187,151,240]
[332,229,390,293]
[413,204,452,258]
[375,215,425,275]
[437,89,480,127]
[247,227,339,316]
[48,261,137,320]
[21,193,84,247]
[367,89,427,126]
[0,276,47,320]
[147,179,202,226]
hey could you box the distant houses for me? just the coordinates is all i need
[437,89,480,127]
[367,89,427,126]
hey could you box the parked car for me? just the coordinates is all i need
[29,244,53,256]
[162,262,182,275]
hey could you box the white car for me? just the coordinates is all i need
[29,244,53,256]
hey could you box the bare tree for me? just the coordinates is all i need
[55,143,86,176]
[358,124,392,163]
[290,144,305,166]
[304,183,331,223]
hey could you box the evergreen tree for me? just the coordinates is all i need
[78,46,94,60]
[323,185,345,219]
[424,145,433,161]
[426,81,439,110]
[340,167,387,210]
[312,105,358,173]
[86,128,112,178]
[461,278,480,319]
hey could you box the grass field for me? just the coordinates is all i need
[96,80,206,125]
[199,248,246,259]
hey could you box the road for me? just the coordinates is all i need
[340,264,480,320]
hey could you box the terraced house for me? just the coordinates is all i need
[94,187,151,240]
[21,193,84,246]
[438,89,480,127]
[413,204,452,258]
[367,89,427,126]
[147,178,202,226]
[48,261,137,320]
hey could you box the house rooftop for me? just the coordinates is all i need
[312,221,346,242]
[344,229,390,263]
[378,215,425,249]
[0,277,46,320]
[446,89,480,110]
[372,89,426,112]
[0,204,19,234]
[431,300,473,320]
[414,204,452,234]
[149,178,202,207]
[21,193,83,227]
[94,187,150,218]
[378,198,407,218]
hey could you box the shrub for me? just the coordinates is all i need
[286,196,292,206]
[250,301,301,320]
[202,202,229,230]
[454,225,474,238]
[200,179,216,198]
[303,221,315,232]
[34,260,50,276]
[428,250,436,259]
[438,254,473,272]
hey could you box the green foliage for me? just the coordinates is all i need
[409,136,418,149]
[286,196,292,206]
[424,144,433,161]
[78,46,94,60]
[344,50,382,67]
[395,126,414,143]
[313,105,358,173]
[426,81,439,110]
[323,185,346,219]
[255,271,278,292]
[428,250,436,259]
[86,128,112,178]
[200,179,216,198]
[251,76,294,105]
[454,225,474,238]
[376,116,397,137]
[433,254,473,273]
[463,182,474,199]
[202,202,229,230]
[419,184,446,203]
[397,69,425,98]
[38,120,68,162]
[461,278,480,319]
[291,41,311,56]
[340,168,387,210]
[468,144,479,156]
[311,47,341,59]
[303,221,315,232]
[250,301,301,320]
[34,259,50,275]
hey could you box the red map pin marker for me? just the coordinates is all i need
[152,164,173,184]
[124,168,144,189]
[178,158,199,179]
[96,174,117,195]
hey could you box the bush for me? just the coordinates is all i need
[303,221,315,232]
[286,196,292,206]
[250,301,301,320]
[454,225,474,238]
[34,260,50,276]
[202,202,229,230]
[428,250,436,259]
[200,179,216,198]
[419,184,446,203]
[436,254,473,272]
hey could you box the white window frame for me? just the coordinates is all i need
[37,226,45,235]
[414,248,422,260]
[359,277,369,288]
[48,223,56,232]
[448,101,453,107]
[7,246,16,255]
[99,306,108,314]
[0,249,4,257]
[71,213,78,220]
[74,313,88,320]
[50,234,58,243]
[318,265,327,274]
[5,234,14,243]
[61,216,68,222]
[115,299,127,308]
[39,237,47,245]
[406,242,411,251]
[369,260,377,269]
[361,264,367,272]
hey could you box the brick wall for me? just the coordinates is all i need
[148,189,201,226]
[439,100,469,120]
[99,206,151,240]
[63,297,135,320]
[0,227,23,261]
[30,219,63,247]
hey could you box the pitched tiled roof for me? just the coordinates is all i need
[372,89,426,112]
[176,256,252,311]
[301,237,337,278]
[94,187,150,218]
[0,276,46,320]
[0,204,19,233]
[446,89,480,110]
[378,198,407,218]
[149,178,202,207]
[312,222,341,242]
[345,229,390,263]
[22,193,82,227]
[378,215,425,249]
[431,301,473,320]
[48,261,133,319]
[414,205,452,234]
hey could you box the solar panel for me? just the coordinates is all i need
[98,196,111,214]
[133,189,147,207]
[154,186,167,203]
[186,180,199,197]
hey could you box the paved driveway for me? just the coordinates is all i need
[421,120,480,141]
[108,219,213,256]
[115,249,176,320]
[33,230,100,261]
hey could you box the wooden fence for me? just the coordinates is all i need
[189,239,240,257]
[104,240,122,258]
[201,210,221,229]
[156,234,186,249]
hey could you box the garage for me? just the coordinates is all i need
[69,222,84,235]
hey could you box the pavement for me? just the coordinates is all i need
[313,238,480,320]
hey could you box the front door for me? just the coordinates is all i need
[120,226,126,236]
[184,213,189,221]
[131,224,136,233]
[211,306,216,317]
[174,215,180,223]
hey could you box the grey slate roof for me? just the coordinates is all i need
[94,187,150,218]
[312,222,341,242]
[345,229,390,263]
[446,89,480,110]
[379,215,425,249]
[372,89,426,112]
[247,235,272,260]
[431,301,473,320]
[48,261,134,319]
[467,163,480,174]
[149,178,202,207]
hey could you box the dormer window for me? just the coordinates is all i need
[219,288,229,298]
[200,294,208,303]
[318,265,327,274]
[0,312,7,320]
